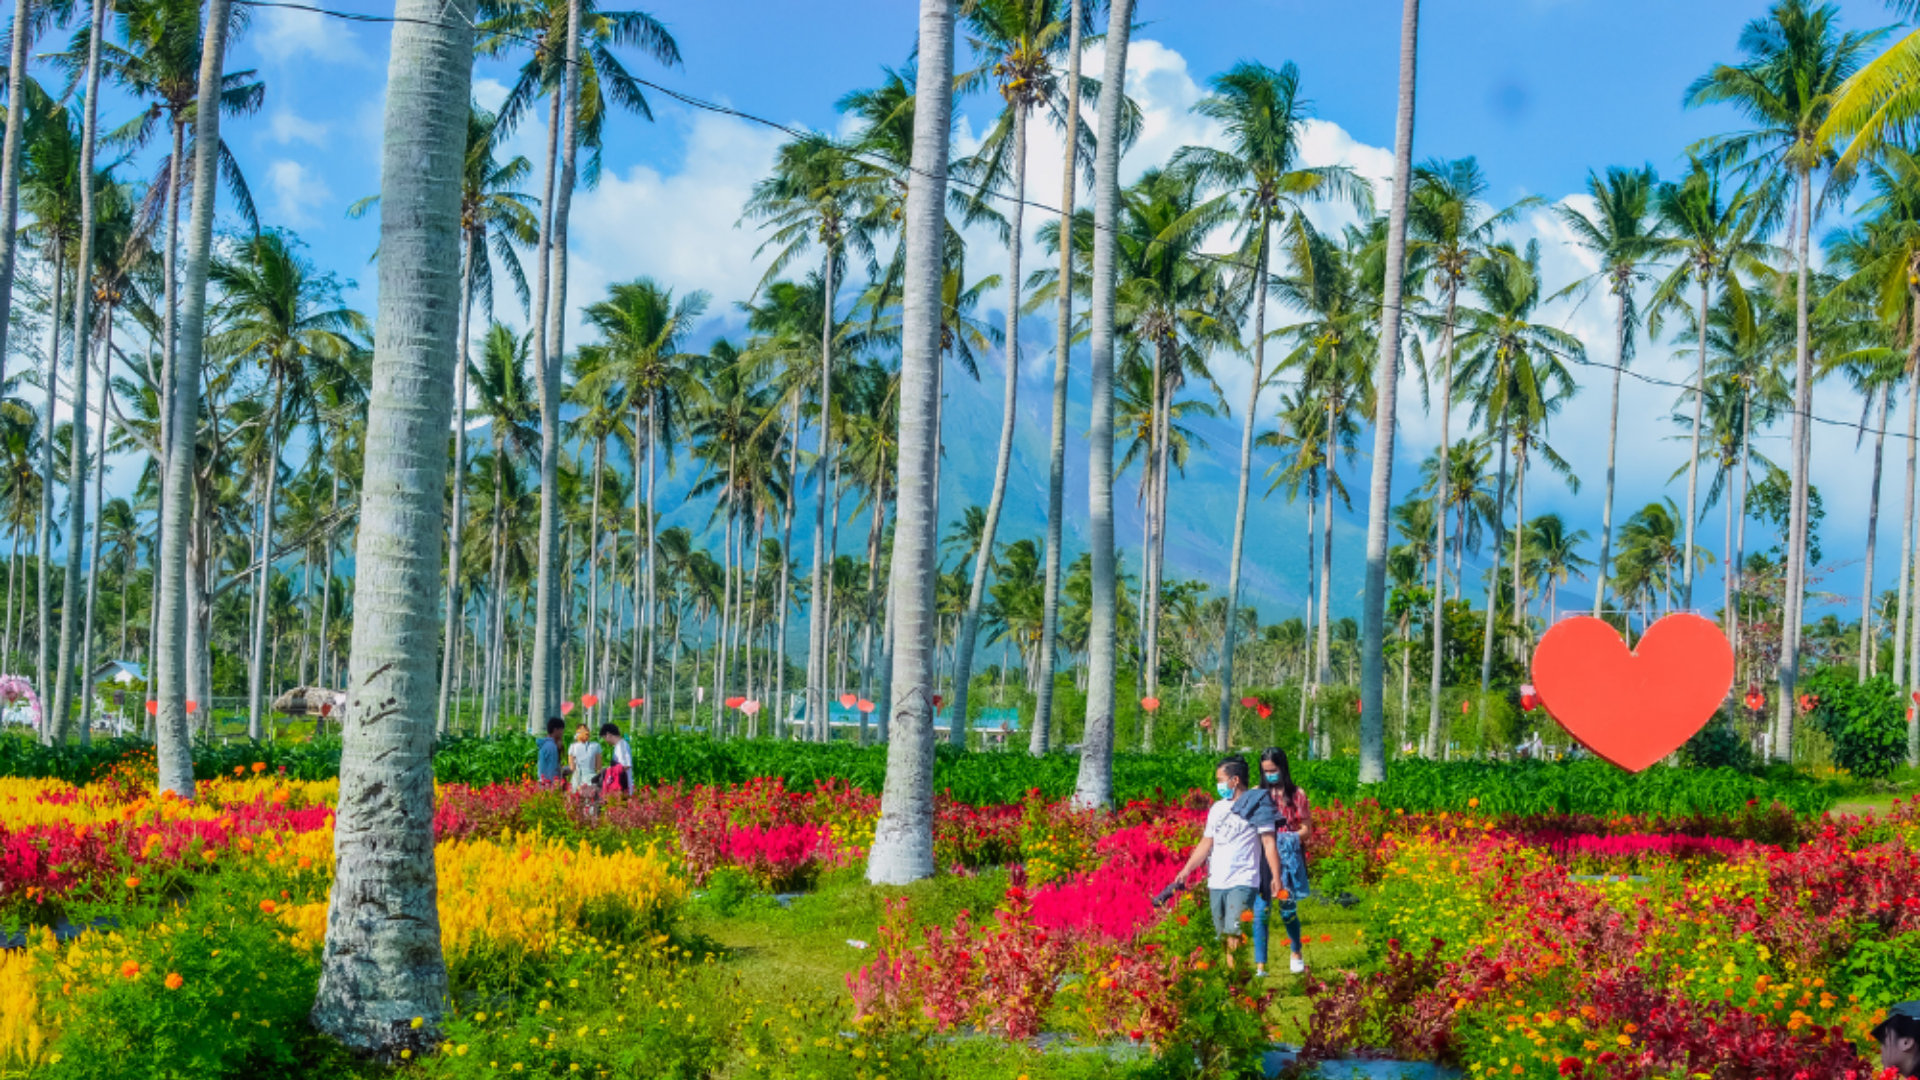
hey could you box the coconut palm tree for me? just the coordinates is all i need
[1456,240,1583,692]
[1171,59,1370,749]
[1555,164,1664,622]
[1688,0,1878,760]
[744,135,879,743]
[867,0,958,884]
[210,231,368,739]
[311,0,469,1050]
[1071,0,1134,808]
[1522,513,1593,626]
[944,0,1086,750]
[1406,157,1537,758]
[1649,160,1770,614]
[579,279,706,731]
[1357,0,1422,784]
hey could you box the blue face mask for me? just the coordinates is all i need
[1263,771,1280,785]
[1215,782,1234,799]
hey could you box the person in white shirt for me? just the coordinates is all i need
[599,721,633,795]
[567,723,602,795]
[1170,756,1282,962]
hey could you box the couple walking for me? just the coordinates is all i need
[1171,747,1313,977]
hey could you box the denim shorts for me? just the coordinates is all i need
[1209,885,1257,936]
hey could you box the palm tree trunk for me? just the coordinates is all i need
[1479,397,1510,703]
[1591,296,1627,618]
[645,396,659,731]
[317,463,338,697]
[36,246,63,741]
[50,0,110,743]
[867,0,954,883]
[1423,288,1457,759]
[1511,448,1528,662]
[152,0,234,797]
[1682,275,1711,610]
[776,391,796,728]
[1899,376,1918,682]
[437,239,475,735]
[1316,401,1337,686]
[1299,471,1317,741]
[1073,0,1133,807]
[1215,219,1271,750]
[246,406,282,740]
[584,433,604,706]
[1775,168,1813,763]
[527,33,568,732]
[1033,0,1082,758]
[808,252,838,743]
[1863,382,1889,678]
[1360,0,1417,784]
[826,458,843,704]
[79,316,112,739]
[0,0,33,402]
[1733,384,1752,670]
[951,101,1027,751]
[859,483,883,704]
[312,0,469,1045]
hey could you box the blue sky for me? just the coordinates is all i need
[59,0,1920,624]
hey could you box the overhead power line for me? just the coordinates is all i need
[235,0,1911,448]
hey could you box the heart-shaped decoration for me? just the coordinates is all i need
[741,700,761,715]
[1256,704,1272,719]
[1140,697,1160,712]
[725,696,746,709]
[839,693,858,708]
[932,695,944,708]
[856,699,875,713]
[582,693,599,708]
[562,701,574,715]
[628,697,643,708]
[1530,614,1733,773]
[145,700,157,716]
[186,700,197,715]
[1239,696,1258,709]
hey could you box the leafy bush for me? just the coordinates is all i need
[1682,714,1754,771]
[1800,668,1908,781]
[2,730,1841,816]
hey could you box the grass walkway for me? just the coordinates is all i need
[685,868,1378,1078]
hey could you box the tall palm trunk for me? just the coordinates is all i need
[0,0,32,400]
[1360,0,1417,783]
[776,391,796,728]
[1775,169,1813,763]
[246,406,282,739]
[80,327,110,739]
[1862,382,1888,678]
[152,0,234,797]
[36,246,63,741]
[1682,274,1711,611]
[311,0,469,1047]
[1511,447,1528,659]
[1316,393,1338,689]
[859,482,884,707]
[1479,389,1511,707]
[1733,391,1752,670]
[1072,0,1133,808]
[951,101,1027,749]
[50,0,110,743]
[808,255,837,743]
[316,463,338,699]
[1423,287,1457,758]
[1298,470,1317,740]
[866,0,954,884]
[438,240,475,734]
[1215,220,1271,749]
[526,34,567,732]
[1898,376,1917,681]
[1591,292,1627,618]
[584,433,604,703]
[1033,0,1081,756]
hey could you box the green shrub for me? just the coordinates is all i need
[1800,668,1908,781]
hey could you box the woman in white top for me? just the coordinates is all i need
[567,723,602,794]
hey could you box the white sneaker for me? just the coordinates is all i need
[1289,954,1306,974]
[1254,965,1266,978]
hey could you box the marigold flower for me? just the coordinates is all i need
[124,876,140,890]
[164,972,184,991]
[1239,909,1253,924]
[259,900,277,914]
[252,762,266,773]
[119,961,140,980]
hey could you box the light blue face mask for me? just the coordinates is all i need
[1215,782,1234,799]
[1263,772,1280,785]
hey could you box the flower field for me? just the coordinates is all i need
[0,744,1914,1079]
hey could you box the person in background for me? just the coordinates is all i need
[1877,1002,1920,1078]
[1170,756,1281,964]
[600,721,633,795]
[537,716,565,785]
[567,722,603,796]
[1254,746,1312,977]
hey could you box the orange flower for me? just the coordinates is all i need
[1239,909,1254,924]
[1275,888,1290,900]
[233,766,244,777]
[259,899,278,915]
[120,961,141,980]
[124,876,141,890]
[1468,797,1480,809]
[164,972,184,991]
[251,762,266,773]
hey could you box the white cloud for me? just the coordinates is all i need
[267,159,333,228]
[253,7,368,66]
[266,109,327,147]
[557,110,787,338]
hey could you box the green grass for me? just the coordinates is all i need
[684,866,1376,1064]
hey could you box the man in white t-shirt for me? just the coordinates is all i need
[1171,757,1281,958]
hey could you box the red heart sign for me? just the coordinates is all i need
[628,697,643,708]
[1530,614,1733,773]
[582,694,599,708]
[145,700,157,716]
[839,693,857,708]
[1140,697,1160,712]
[1239,696,1258,709]
[1256,704,1272,719]
[562,701,574,715]
[725,696,747,709]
